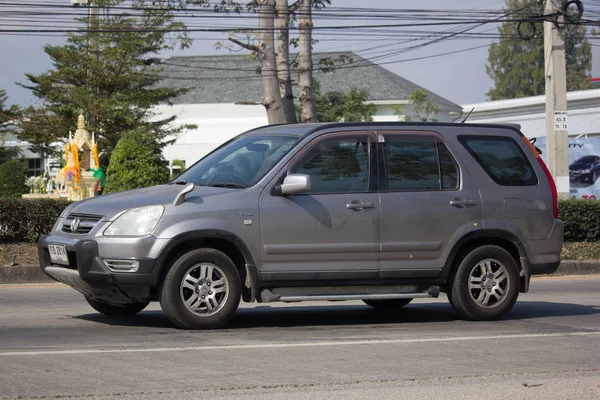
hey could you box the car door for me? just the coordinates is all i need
[258,131,380,282]
[377,131,483,279]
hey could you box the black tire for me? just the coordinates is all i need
[160,248,241,330]
[450,245,520,321]
[363,298,412,310]
[85,297,149,317]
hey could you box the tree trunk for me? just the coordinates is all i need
[258,0,286,125]
[275,0,297,123]
[298,0,316,123]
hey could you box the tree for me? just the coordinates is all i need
[393,88,440,122]
[170,159,187,179]
[104,129,169,193]
[224,0,331,124]
[17,0,195,162]
[297,0,316,123]
[0,90,20,164]
[275,0,297,123]
[228,1,287,124]
[486,0,591,100]
[0,159,27,198]
[313,81,376,122]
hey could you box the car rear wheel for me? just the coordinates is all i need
[363,298,412,310]
[449,245,519,321]
[160,248,241,329]
[85,297,149,317]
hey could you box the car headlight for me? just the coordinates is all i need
[583,169,592,173]
[104,206,164,236]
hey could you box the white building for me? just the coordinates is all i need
[155,51,461,168]
[456,88,600,139]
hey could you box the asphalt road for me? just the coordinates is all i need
[0,276,599,400]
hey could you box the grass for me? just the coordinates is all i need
[561,242,600,261]
[2,241,600,267]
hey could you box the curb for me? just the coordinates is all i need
[0,265,54,284]
[549,260,600,276]
[1,261,600,284]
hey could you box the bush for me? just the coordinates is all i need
[104,129,169,193]
[0,197,72,243]
[559,199,600,242]
[0,159,27,198]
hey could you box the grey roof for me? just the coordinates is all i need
[156,51,460,111]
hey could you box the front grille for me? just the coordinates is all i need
[62,213,103,234]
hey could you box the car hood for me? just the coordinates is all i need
[67,185,237,221]
[570,162,591,170]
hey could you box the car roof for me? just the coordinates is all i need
[245,121,523,138]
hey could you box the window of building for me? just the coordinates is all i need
[27,158,42,177]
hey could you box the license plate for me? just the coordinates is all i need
[48,245,69,265]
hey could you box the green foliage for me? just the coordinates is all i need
[312,80,376,122]
[104,129,170,193]
[0,198,73,243]
[392,88,440,122]
[0,160,27,198]
[17,0,196,160]
[486,0,591,100]
[0,90,21,164]
[170,159,187,179]
[559,199,600,242]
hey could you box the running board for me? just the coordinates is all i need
[259,286,440,303]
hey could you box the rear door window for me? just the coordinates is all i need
[382,138,460,191]
[458,136,538,186]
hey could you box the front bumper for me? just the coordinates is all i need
[38,234,167,304]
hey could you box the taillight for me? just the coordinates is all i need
[522,136,559,219]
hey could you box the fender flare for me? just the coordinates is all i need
[440,230,527,279]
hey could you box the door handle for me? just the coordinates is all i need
[346,202,376,210]
[450,198,476,207]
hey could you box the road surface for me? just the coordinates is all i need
[0,276,599,399]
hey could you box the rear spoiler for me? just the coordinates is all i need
[501,123,543,155]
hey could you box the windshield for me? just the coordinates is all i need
[174,134,300,188]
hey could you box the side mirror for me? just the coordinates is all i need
[276,174,311,196]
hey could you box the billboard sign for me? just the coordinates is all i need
[532,137,600,200]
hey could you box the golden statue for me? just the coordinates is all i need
[61,114,103,201]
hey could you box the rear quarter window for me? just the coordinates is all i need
[458,135,538,186]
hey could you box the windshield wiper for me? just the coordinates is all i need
[171,180,188,185]
[206,182,247,189]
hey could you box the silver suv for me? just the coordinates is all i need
[39,122,563,329]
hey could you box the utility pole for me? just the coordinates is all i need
[544,0,569,198]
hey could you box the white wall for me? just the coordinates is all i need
[153,101,458,166]
[154,103,268,167]
[460,89,600,139]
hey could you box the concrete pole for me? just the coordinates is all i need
[544,0,570,197]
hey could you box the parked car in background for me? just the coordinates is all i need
[569,155,600,184]
[39,122,563,329]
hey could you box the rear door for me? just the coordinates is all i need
[377,131,483,279]
[456,132,553,240]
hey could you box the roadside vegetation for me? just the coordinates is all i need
[2,198,600,266]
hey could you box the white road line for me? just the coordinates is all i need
[1,331,598,357]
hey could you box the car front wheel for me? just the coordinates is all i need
[160,248,241,329]
[449,245,519,321]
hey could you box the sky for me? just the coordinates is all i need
[0,0,597,108]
